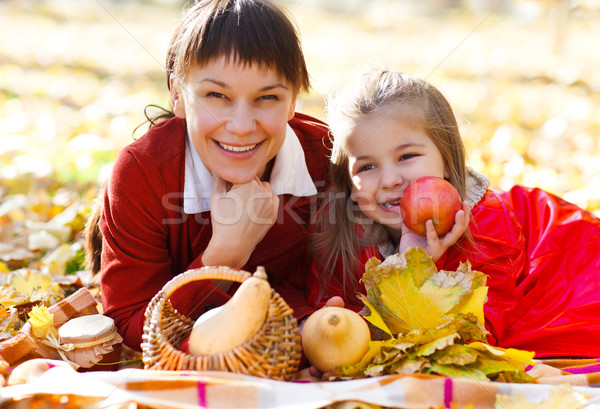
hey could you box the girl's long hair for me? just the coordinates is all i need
[312,68,469,302]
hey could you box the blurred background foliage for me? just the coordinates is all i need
[1,0,600,274]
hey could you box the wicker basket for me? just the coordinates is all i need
[141,266,302,381]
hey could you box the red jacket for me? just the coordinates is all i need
[100,114,331,350]
[308,186,600,358]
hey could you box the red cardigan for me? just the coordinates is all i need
[100,114,331,350]
[308,186,600,358]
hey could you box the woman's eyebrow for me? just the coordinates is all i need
[198,78,288,91]
[199,78,227,87]
[260,83,289,91]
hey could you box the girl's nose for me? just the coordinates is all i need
[381,169,403,191]
[224,102,256,136]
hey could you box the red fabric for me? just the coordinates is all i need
[308,186,600,358]
[100,114,331,350]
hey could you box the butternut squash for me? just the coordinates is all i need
[301,306,370,373]
[188,267,271,356]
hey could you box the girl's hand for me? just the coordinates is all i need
[302,296,345,381]
[399,200,470,262]
[202,173,280,268]
[324,296,344,308]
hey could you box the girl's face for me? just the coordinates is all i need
[171,56,297,184]
[345,107,448,230]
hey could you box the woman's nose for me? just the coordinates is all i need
[224,102,256,136]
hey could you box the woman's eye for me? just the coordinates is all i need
[207,92,226,99]
[357,164,375,172]
[258,94,278,101]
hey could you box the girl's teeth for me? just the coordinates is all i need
[382,200,401,208]
[218,142,257,152]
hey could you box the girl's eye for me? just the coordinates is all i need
[357,164,375,173]
[399,153,418,161]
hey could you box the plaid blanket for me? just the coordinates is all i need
[527,358,600,387]
[2,288,598,408]
[1,366,599,409]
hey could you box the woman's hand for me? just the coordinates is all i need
[399,200,471,262]
[202,173,279,268]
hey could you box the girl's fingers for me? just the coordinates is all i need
[440,209,468,245]
[308,366,322,378]
[425,219,439,243]
[461,201,471,223]
[325,296,345,308]
[455,202,471,231]
[400,221,412,236]
[454,209,466,229]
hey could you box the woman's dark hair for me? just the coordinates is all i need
[140,0,311,132]
[167,0,310,94]
[87,0,312,274]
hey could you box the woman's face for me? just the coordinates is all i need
[171,56,297,184]
[345,107,448,230]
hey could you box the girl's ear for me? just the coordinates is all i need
[287,96,297,121]
[170,76,186,118]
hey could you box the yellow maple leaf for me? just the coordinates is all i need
[467,341,535,367]
[0,286,28,308]
[403,245,439,288]
[359,295,392,336]
[348,248,537,383]
[28,305,58,339]
[448,285,488,324]
[8,270,52,297]
[361,247,485,335]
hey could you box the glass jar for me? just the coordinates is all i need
[58,314,123,371]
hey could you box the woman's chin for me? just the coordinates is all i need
[218,172,257,186]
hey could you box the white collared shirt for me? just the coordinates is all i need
[183,125,318,214]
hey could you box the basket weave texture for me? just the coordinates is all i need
[141,266,302,381]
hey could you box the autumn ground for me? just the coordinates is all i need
[0,0,600,302]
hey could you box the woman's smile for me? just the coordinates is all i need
[171,56,296,184]
[216,140,262,154]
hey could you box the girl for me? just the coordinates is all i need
[308,68,600,358]
[98,0,332,350]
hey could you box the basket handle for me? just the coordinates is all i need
[156,265,256,301]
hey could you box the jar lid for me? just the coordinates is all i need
[59,314,117,344]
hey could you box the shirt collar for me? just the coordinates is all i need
[183,124,318,214]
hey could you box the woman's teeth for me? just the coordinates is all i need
[218,142,257,152]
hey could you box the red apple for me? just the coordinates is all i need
[400,176,461,236]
